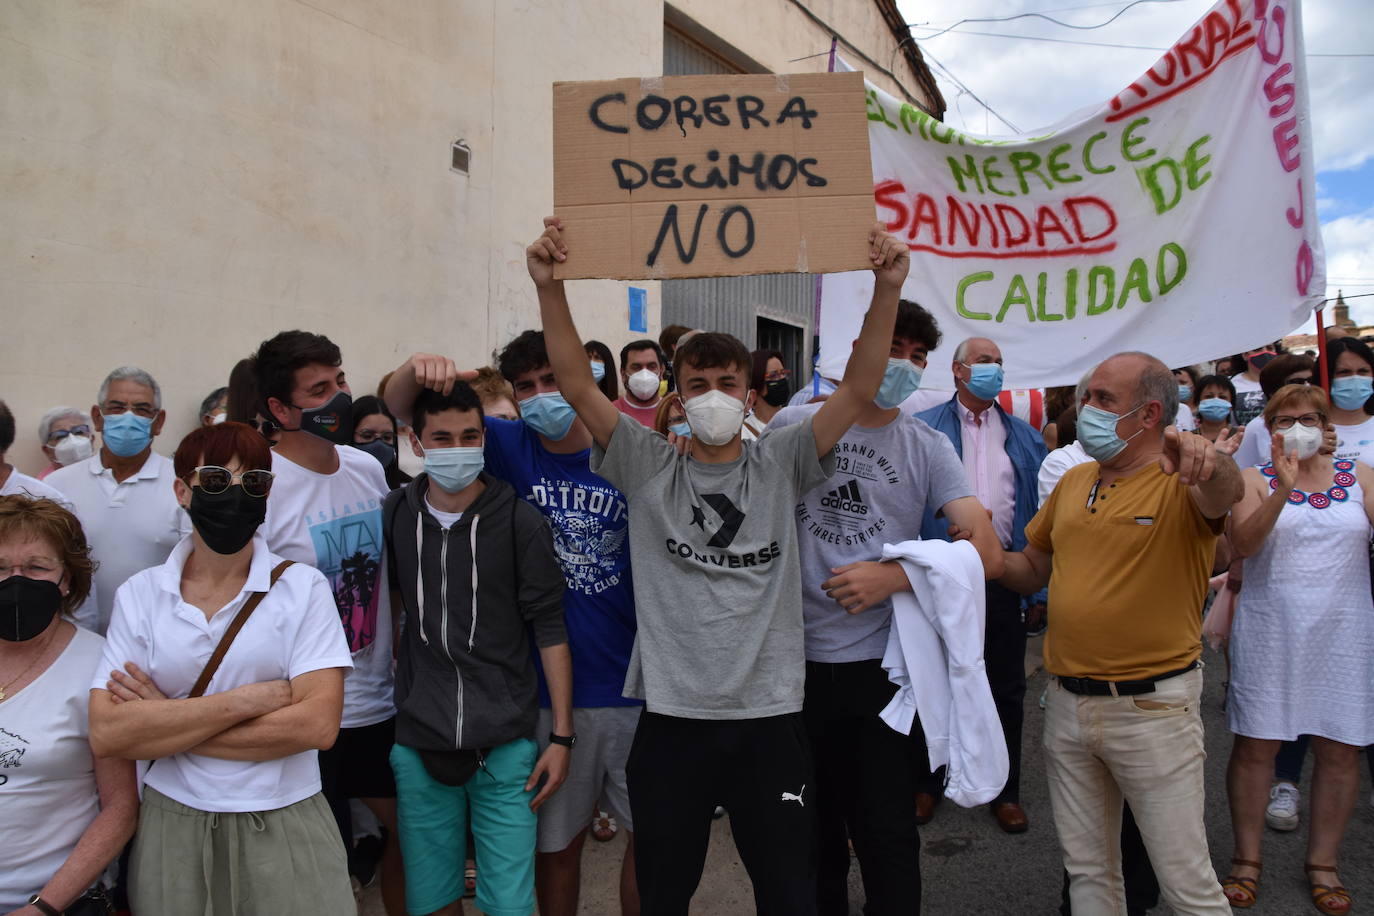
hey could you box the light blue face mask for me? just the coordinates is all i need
[669,421,692,439]
[590,360,606,383]
[423,446,485,494]
[1331,375,1374,410]
[1197,397,1232,422]
[1078,401,1146,463]
[962,362,1004,401]
[1178,385,1193,403]
[875,359,922,409]
[518,392,577,441]
[100,412,154,458]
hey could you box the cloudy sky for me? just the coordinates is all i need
[893,0,1374,329]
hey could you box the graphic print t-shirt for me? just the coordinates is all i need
[1231,375,1266,427]
[771,405,972,663]
[592,413,835,719]
[1334,415,1374,467]
[263,446,394,728]
[483,418,638,708]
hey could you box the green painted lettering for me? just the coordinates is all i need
[1046,143,1082,185]
[1009,151,1052,194]
[1157,242,1188,293]
[1034,273,1062,321]
[982,156,1016,197]
[1065,268,1079,320]
[956,271,994,320]
[1139,159,1183,214]
[996,274,1036,323]
[1184,135,1213,191]
[1083,131,1115,175]
[1121,117,1155,162]
[948,156,983,194]
[1087,266,1116,315]
[1118,257,1153,309]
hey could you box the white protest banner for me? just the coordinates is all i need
[819,0,1324,391]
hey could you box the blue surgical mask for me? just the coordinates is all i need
[1197,398,1232,422]
[875,359,922,409]
[590,360,606,382]
[101,412,154,458]
[669,421,692,439]
[1178,385,1193,403]
[423,446,485,494]
[1078,402,1146,463]
[1331,375,1374,411]
[519,392,577,441]
[962,362,1004,401]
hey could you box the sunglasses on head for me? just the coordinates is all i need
[191,465,275,498]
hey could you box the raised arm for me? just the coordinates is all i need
[1229,455,1291,559]
[526,218,620,449]
[187,668,345,761]
[88,675,292,760]
[382,353,469,424]
[811,225,909,457]
[998,544,1053,595]
[1160,426,1244,518]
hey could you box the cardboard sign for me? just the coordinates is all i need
[552,71,876,280]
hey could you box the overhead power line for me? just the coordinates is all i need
[907,0,1192,42]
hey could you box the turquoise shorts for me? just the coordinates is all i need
[390,739,538,916]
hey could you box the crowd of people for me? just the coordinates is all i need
[1,218,1371,916]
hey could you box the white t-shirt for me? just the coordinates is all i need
[1037,441,1092,507]
[96,534,353,813]
[423,494,464,530]
[1175,403,1196,432]
[1231,415,1270,469]
[1,627,105,911]
[262,446,394,728]
[0,469,72,507]
[1334,415,1374,467]
[45,452,191,635]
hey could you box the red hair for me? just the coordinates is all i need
[173,422,273,479]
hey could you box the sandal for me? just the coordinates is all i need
[591,809,618,842]
[1221,858,1261,908]
[1306,864,1352,915]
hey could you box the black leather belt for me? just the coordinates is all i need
[1056,661,1198,697]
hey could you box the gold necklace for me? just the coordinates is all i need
[0,630,58,701]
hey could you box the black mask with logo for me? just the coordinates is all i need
[189,485,267,555]
[354,439,396,470]
[0,576,63,642]
[293,390,354,445]
[763,378,792,408]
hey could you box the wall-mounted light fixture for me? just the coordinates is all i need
[451,139,471,175]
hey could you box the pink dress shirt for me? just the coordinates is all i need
[956,398,1017,548]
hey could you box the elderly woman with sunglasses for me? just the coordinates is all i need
[1220,386,1374,915]
[0,496,138,916]
[87,423,356,915]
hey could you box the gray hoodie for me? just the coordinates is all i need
[384,471,566,751]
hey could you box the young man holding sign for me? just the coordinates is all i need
[526,215,908,913]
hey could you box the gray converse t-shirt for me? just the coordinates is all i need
[770,404,971,663]
[591,412,836,719]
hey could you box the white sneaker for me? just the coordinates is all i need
[1265,781,1300,831]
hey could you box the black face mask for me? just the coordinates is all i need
[0,576,63,642]
[189,485,267,555]
[763,378,792,407]
[293,390,354,445]
[354,439,396,469]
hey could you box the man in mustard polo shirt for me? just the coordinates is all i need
[998,352,1243,915]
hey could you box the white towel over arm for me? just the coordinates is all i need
[879,539,1009,808]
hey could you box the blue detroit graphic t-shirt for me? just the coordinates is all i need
[483,417,639,708]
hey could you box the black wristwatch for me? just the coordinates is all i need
[28,895,61,916]
[548,732,577,749]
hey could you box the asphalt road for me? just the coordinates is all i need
[365,640,1374,914]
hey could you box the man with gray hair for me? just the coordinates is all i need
[997,351,1242,914]
[916,336,1047,833]
[47,366,189,633]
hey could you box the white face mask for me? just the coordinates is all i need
[627,368,661,401]
[1280,422,1322,460]
[682,389,746,446]
[54,434,94,466]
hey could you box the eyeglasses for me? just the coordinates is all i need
[1285,376,1314,385]
[190,466,275,497]
[764,369,791,382]
[1271,413,1323,431]
[47,425,91,443]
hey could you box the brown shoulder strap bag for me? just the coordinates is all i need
[188,560,294,698]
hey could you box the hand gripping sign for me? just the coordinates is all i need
[552,71,877,280]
